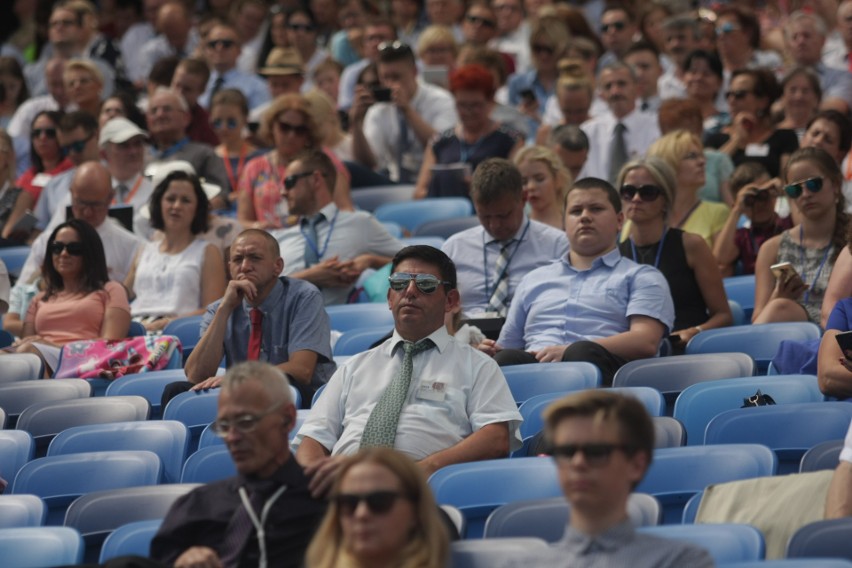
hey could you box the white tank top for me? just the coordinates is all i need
[130,239,208,318]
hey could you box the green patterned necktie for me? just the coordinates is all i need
[360,339,435,448]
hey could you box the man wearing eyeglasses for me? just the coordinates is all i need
[200,23,272,112]
[151,362,326,568]
[294,245,521,498]
[598,5,638,71]
[505,390,712,567]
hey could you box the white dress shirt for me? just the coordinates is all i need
[579,108,661,181]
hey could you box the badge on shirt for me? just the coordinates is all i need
[416,381,447,401]
[745,143,770,157]
[31,173,53,187]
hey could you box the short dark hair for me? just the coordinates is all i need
[729,162,770,196]
[550,124,589,152]
[177,57,211,84]
[377,41,417,67]
[291,148,337,195]
[682,49,723,79]
[470,158,523,202]
[59,110,98,135]
[391,245,457,290]
[625,40,659,60]
[806,109,852,156]
[565,177,621,213]
[42,218,109,300]
[148,55,179,87]
[235,228,281,257]
[148,171,210,234]
[211,88,249,117]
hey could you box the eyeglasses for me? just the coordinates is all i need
[465,15,497,28]
[532,44,555,55]
[388,272,451,294]
[551,443,633,467]
[207,39,237,49]
[743,188,773,207]
[378,41,413,55]
[32,128,57,139]
[716,22,740,35]
[725,89,752,101]
[287,23,316,33]
[601,21,627,33]
[283,170,313,190]
[49,241,84,256]
[210,401,284,437]
[784,176,824,199]
[61,132,95,155]
[276,121,310,136]
[335,491,410,516]
[72,196,109,211]
[212,118,239,129]
[620,184,663,202]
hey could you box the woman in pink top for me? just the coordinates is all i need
[13,219,130,374]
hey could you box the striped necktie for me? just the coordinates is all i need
[487,240,513,317]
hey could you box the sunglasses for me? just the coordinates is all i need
[388,272,451,294]
[784,176,823,199]
[212,117,239,129]
[283,171,313,190]
[207,39,236,49]
[532,44,555,55]
[551,443,632,467]
[32,128,57,139]
[725,89,752,101]
[716,22,740,35]
[276,121,309,136]
[61,132,95,155]
[620,184,663,202]
[336,491,409,516]
[743,188,772,207]
[465,15,496,28]
[49,241,84,256]
[378,40,413,54]
[287,23,316,32]
[601,21,627,33]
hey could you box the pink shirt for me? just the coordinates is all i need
[26,281,130,345]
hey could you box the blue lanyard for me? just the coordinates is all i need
[299,209,339,261]
[482,219,530,297]
[157,137,189,159]
[459,132,489,163]
[629,227,668,269]
[798,225,832,304]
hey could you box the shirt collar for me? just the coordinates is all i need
[562,245,621,271]
[242,278,285,315]
[389,325,453,354]
[561,519,635,555]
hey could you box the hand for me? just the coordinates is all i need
[143,317,171,332]
[305,257,358,287]
[220,277,257,310]
[532,344,569,362]
[518,97,540,121]
[350,85,375,123]
[730,112,757,148]
[303,455,348,498]
[391,83,414,111]
[771,271,808,301]
[669,327,701,347]
[345,255,374,275]
[13,335,43,348]
[191,376,223,391]
[174,546,223,568]
[477,338,502,357]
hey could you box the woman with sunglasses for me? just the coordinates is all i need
[237,94,352,229]
[617,157,731,352]
[514,145,570,229]
[753,147,848,324]
[305,448,450,568]
[286,7,328,93]
[211,89,263,206]
[7,218,130,375]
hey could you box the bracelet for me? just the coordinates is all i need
[694,326,704,333]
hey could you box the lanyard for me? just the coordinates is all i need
[157,137,189,159]
[798,225,832,304]
[112,175,143,205]
[628,227,668,269]
[237,484,287,568]
[223,144,248,191]
[458,129,490,163]
[675,200,702,229]
[299,209,340,261]
[482,219,530,298]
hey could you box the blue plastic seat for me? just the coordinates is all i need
[673,374,824,446]
[787,518,852,561]
[311,383,327,407]
[105,369,190,418]
[99,519,162,563]
[450,538,549,568]
[163,390,220,452]
[400,236,444,248]
[724,561,852,568]
[0,245,31,278]
[729,299,747,326]
[636,444,777,524]
[0,380,91,427]
[0,495,46,528]
[0,353,44,384]
[127,321,147,337]
[638,523,765,564]
[350,184,416,212]
[800,439,844,473]
[654,416,687,448]
[0,526,84,566]
[0,430,34,486]
[0,329,12,349]
[162,315,203,362]
[11,451,163,525]
[412,215,480,238]
[483,493,661,541]
[325,304,395,333]
[333,326,389,356]
[374,197,474,233]
[501,362,601,405]
[704,402,852,474]
[724,275,756,322]
[380,220,403,238]
[613,353,757,411]
[685,322,821,373]
[180,446,237,483]
[428,457,562,538]
[47,421,189,484]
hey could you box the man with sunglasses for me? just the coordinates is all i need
[200,23,271,112]
[151,362,326,568]
[295,245,521,497]
[507,390,712,567]
[598,5,638,71]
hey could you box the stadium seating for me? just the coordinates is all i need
[325,304,395,332]
[0,495,46,528]
[374,197,474,234]
[0,430,34,485]
[799,439,843,473]
[0,246,30,279]
[450,538,549,568]
[162,390,219,451]
[0,353,43,384]
[501,361,601,405]
[180,446,237,484]
[163,315,203,362]
[333,326,389,356]
[638,523,765,564]
[0,526,84,567]
[0,379,91,428]
[99,519,162,563]
[105,370,190,418]
[787,518,852,561]
[412,215,480,238]
[350,184,416,212]
[724,275,757,322]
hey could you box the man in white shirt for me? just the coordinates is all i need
[490,0,530,72]
[657,15,702,101]
[624,42,663,113]
[351,41,457,183]
[294,244,522,497]
[99,117,154,235]
[200,23,271,112]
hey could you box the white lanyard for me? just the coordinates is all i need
[237,484,287,568]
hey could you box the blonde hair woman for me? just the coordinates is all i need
[63,59,104,117]
[417,26,459,70]
[305,90,353,162]
[514,145,571,229]
[305,448,450,568]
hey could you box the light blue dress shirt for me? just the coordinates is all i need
[201,68,272,111]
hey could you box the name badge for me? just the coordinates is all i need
[31,173,52,187]
[745,143,770,157]
[416,381,446,402]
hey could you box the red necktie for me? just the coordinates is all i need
[248,308,262,360]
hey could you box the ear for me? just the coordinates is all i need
[615,210,624,234]
[445,287,461,315]
[273,256,285,277]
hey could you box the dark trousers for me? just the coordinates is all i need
[493,340,627,387]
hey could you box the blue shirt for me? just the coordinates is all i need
[201,277,336,391]
[201,68,272,111]
[498,247,674,351]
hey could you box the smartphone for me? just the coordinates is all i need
[836,330,852,360]
[770,262,798,282]
[371,86,392,103]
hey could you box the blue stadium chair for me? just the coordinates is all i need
[0,353,42,384]
[636,444,777,524]
[428,457,562,538]
[501,362,602,405]
[0,379,91,428]
[800,439,843,473]
[704,402,852,474]
[412,215,480,238]
[673,374,824,446]
[729,299,747,326]
[180,446,236,484]
[11,451,163,525]
[0,329,12,348]
[638,523,765,564]
[0,430,34,486]
[374,197,474,234]
[16,395,150,455]
[351,184,416,212]
[64,484,198,563]
[99,519,162,563]
[400,236,444,248]
[787,518,852,561]
[450,538,549,568]
[380,220,404,238]
[654,416,687,448]
[613,353,757,412]
[0,526,84,567]
[325,304,395,333]
[127,321,147,337]
[333,326,389,356]
[0,495,46,528]
[163,315,204,362]
[681,491,703,524]
[440,504,466,538]
[311,383,326,406]
[685,322,821,373]
[0,246,30,279]
[724,275,756,322]
[483,493,661,541]
[105,369,190,419]
[47,421,190,484]
[162,390,219,452]
[0,406,5,429]
[724,562,852,568]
